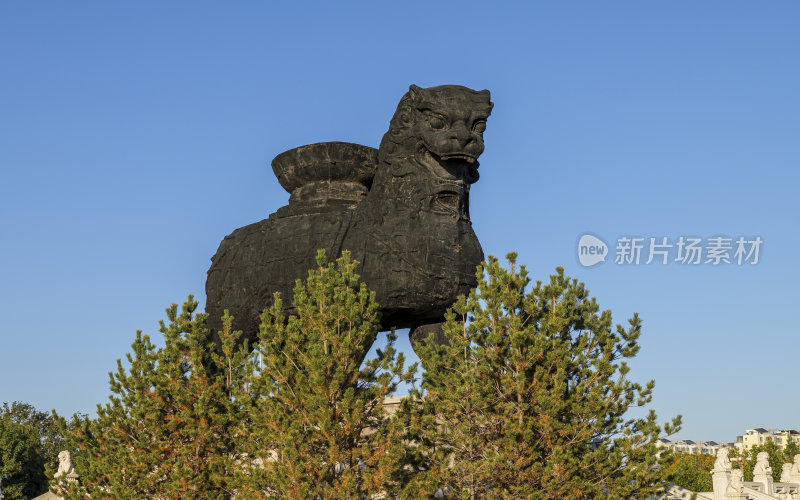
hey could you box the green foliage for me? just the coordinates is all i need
[234,250,416,498]
[0,414,47,499]
[0,401,70,498]
[664,453,714,492]
[1,401,69,478]
[742,441,788,482]
[59,297,248,499]
[784,440,800,462]
[404,254,681,498]
[55,250,681,497]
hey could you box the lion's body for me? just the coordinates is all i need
[205,85,493,348]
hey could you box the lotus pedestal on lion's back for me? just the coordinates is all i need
[205,84,493,352]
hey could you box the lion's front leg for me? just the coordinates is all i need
[409,321,449,357]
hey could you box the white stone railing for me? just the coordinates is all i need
[710,448,800,500]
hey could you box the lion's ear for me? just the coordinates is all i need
[476,89,493,114]
[479,90,494,110]
[408,84,422,101]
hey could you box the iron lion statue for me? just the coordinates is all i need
[205,84,493,351]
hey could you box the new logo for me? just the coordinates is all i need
[578,234,608,267]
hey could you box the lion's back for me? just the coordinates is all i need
[205,207,354,341]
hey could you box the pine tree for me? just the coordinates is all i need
[59,297,248,499]
[234,250,416,498]
[404,253,681,499]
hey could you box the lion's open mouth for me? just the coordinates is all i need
[419,149,480,184]
[420,146,477,165]
[438,153,477,164]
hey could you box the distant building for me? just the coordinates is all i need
[734,428,800,454]
[657,438,728,456]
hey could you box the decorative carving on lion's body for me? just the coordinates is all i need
[206,85,493,352]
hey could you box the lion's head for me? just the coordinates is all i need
[754,451,771,473]
[379,84,493,184]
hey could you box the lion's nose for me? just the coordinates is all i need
[449,123,472,148]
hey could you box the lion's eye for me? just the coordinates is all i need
[473,121,486,134]
[429,114,445,129]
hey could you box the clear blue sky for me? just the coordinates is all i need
[1,2,797,443]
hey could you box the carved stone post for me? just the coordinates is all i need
[782,462,794,483]
[53,450,79,492]
[712,469,731,500]
[712,447,733,500]
[782,460,799,500]
[792,454,800,483]
[725,469,746,500]
[752,451,774,495]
